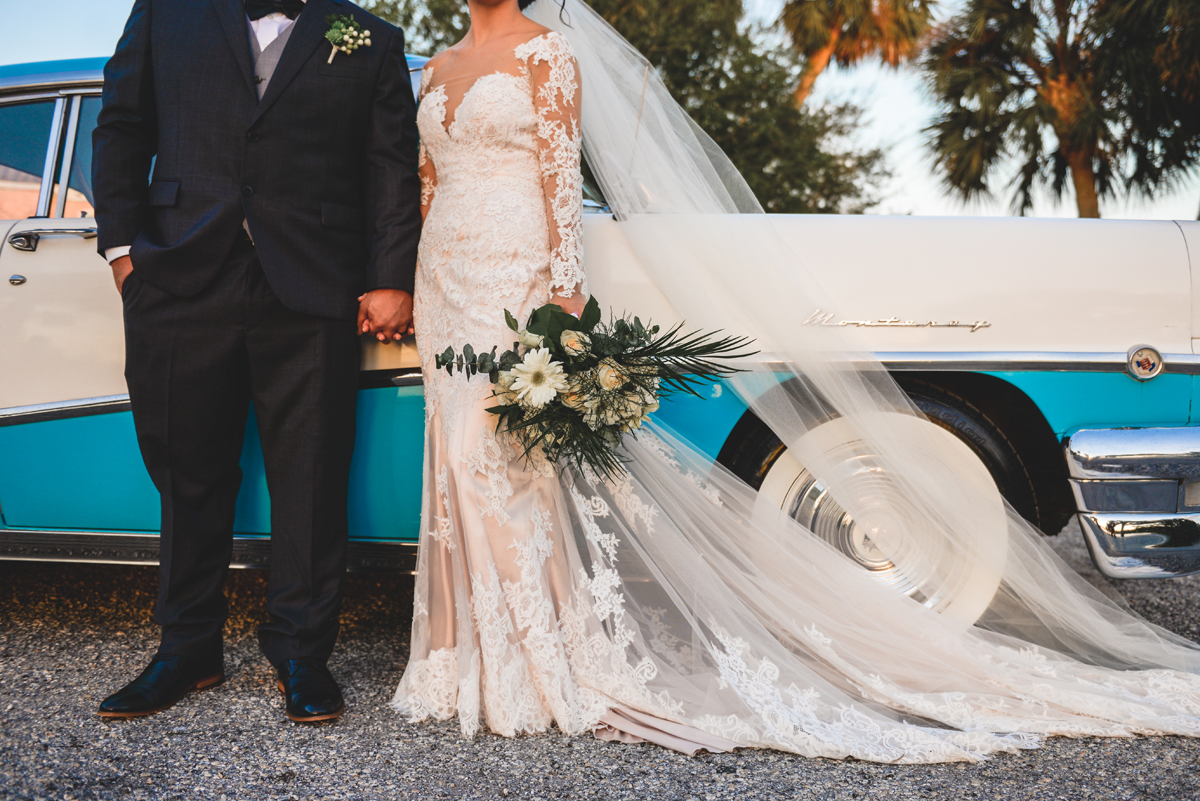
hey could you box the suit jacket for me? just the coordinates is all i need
[92,0,422,319]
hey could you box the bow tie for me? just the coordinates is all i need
[245,0,305,21]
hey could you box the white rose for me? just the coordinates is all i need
[600,404,626,426]
[561,388,588,411]
[363,29,371,36]
[560,330,591,357]
[518,329,545,349]
[364,39,371,46]
[620,395,645,422]
[596,358,626,391]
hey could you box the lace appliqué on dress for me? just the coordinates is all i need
[391,647,458,722]
[516,33,587,299]
[464,427,515,524]
[431,466,456,551]
[417,66,438,211]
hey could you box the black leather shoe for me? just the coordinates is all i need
[98,653,224,719]
[276,659,344,723]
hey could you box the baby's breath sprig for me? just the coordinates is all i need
[324,14,372,64]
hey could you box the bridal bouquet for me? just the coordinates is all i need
[436,298,754,480]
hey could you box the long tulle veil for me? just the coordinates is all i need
[520,0,1200,675]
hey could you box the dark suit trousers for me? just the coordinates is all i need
[122,235,359,666]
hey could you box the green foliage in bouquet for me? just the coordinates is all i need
[436,297,756,481]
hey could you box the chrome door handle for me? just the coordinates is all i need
[9,275,26,286]
[8,227,99,253]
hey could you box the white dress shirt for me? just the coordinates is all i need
[105,2,304,264]
[251,9,298,52]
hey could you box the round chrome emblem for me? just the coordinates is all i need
[1127,345,1165,381]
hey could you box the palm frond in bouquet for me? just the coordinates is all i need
[436,297,757,481]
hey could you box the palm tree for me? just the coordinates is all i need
[782,0,937,107]
[1096,0,1200,219]
[924,0,1123,218]
[365,0,890,214]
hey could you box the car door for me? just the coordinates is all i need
[0,86,161,533]
[0,93,124,411]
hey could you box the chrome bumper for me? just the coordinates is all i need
[1065,426,1200,578]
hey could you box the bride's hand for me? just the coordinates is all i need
[551,292,587,319]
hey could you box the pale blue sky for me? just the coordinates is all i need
[6,0,1196,220]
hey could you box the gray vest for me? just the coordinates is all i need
[242,21,296,242]
[249,21,295,100]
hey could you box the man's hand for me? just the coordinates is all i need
[111,255,134,295]
[357,289,414,343]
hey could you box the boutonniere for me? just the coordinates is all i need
[325,14,371,64]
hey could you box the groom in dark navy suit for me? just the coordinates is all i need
[92,0,421,722]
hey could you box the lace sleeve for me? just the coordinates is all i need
[417,65,437,221]
[518,33,587,299]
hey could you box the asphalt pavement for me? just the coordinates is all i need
[1,521,1198,801]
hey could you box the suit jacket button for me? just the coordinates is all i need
[246,132,259,143]
[241,185,254,196]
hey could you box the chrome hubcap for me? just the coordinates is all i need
[784,463,926,600]
[754,413,1009,624]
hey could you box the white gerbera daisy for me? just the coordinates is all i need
[510,348,568,409]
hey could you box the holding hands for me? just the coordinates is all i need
[112,258,415,343]
[358,288,414,342]
[355,290,583,342]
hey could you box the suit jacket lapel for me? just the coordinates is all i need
[210,0,258,98]
[252,0,342,124]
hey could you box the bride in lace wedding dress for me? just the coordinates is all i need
[391,0,1200,762]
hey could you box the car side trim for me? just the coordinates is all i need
[8,353,1197,427]
[359,368,421,390]
[0,370,425,426]
[876,351,1200,374]
[0,529,418,572]
[0,395,132,426]
[391,371,424,387]
[394,352,1200,381]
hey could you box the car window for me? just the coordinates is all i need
[0,99,55,220]
[53,95,101,218]
[582,158,608,213]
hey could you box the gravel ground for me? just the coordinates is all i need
[1,521,1198,801]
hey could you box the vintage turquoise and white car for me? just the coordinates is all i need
[3,58,1199,583]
